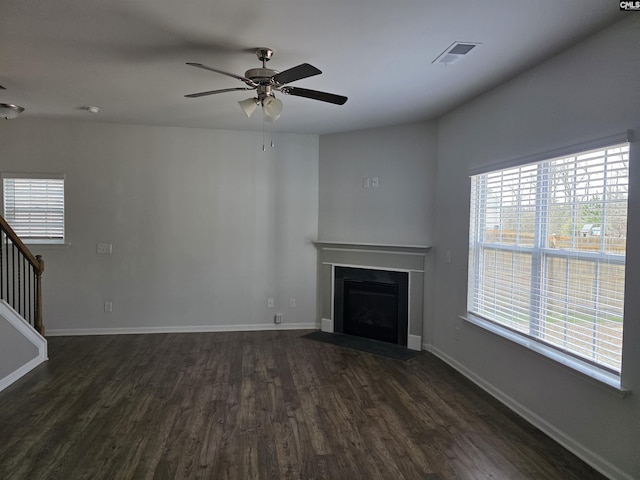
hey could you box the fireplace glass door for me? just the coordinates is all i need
[334,267,408,346]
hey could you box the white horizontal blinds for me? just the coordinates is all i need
[3,176,65,241]
[470,165,538,335]
[469,142,629,373]
[543,258,625,370]
[473,248,532,334]
[484,164,538,247]
[547,145,629,254]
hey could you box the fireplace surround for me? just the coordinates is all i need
[314,241,430,351]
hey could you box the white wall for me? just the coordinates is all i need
[319,122,437,246]
[0,120,319,333]
[434,16,640,479]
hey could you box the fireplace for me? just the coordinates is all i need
[334,266,408,346]
[315,240,430,351]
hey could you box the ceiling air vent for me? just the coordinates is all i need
[432,41,481,65]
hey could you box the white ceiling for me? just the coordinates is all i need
[0,0,624,135]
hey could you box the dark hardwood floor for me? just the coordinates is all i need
[0,330,605,479]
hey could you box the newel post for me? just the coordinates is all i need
[35,255,45,336]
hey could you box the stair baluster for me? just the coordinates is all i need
[0,215,45,335]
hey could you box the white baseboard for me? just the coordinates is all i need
[321,318,333,332]
[0,301,47,358]
[424,343,633,480]
[0,300,48,393]
[46,322,319,337]
[407,334,422,351]
[0,356,47,393]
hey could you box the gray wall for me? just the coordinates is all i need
[319,122,437,246]
[0,315,39,380]
[434,16,640,479]
[318,121,438,342]
[0,120,319,333]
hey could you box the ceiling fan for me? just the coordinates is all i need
[185,47,348,121]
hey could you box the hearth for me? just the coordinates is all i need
[334,266,408,346]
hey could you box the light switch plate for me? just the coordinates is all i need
[97,243,112,254]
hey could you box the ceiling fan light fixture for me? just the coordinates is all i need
[262,96,283,121]
[0,103,25,120]
[238,97,259,118]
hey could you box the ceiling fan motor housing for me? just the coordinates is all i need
[244,68,279,84]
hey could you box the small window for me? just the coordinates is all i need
[468,141,629,374]
[2,173,65,244]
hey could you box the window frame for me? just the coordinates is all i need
[465,132,632,391]
[1,172,66,245]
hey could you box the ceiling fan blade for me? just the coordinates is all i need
[186,62,257,86]
[185,87,254,98]
[272,63,322,85]
[281,87,348,105]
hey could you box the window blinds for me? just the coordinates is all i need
[2,175,65,242]
[468,143,629,373]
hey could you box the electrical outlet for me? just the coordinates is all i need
[104,301,113,313]
[371,176,379,188]
[274,313,283,324]
[267,298,274,308]
[289,298,296,308]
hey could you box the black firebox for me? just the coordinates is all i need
[334,267,408,346]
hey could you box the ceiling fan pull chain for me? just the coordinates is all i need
[270,120,275,148]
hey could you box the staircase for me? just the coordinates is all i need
[0,214,47,393]
[0,214,44,334]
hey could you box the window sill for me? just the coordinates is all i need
[26,242,72,250]
[460,313,630,398]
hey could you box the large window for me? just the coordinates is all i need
[468,141,629,374]
[2,173,65,244]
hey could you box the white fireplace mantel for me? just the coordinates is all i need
[313,240,431,256]
[314,240,431,351]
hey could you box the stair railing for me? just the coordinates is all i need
[0,215,45,335]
